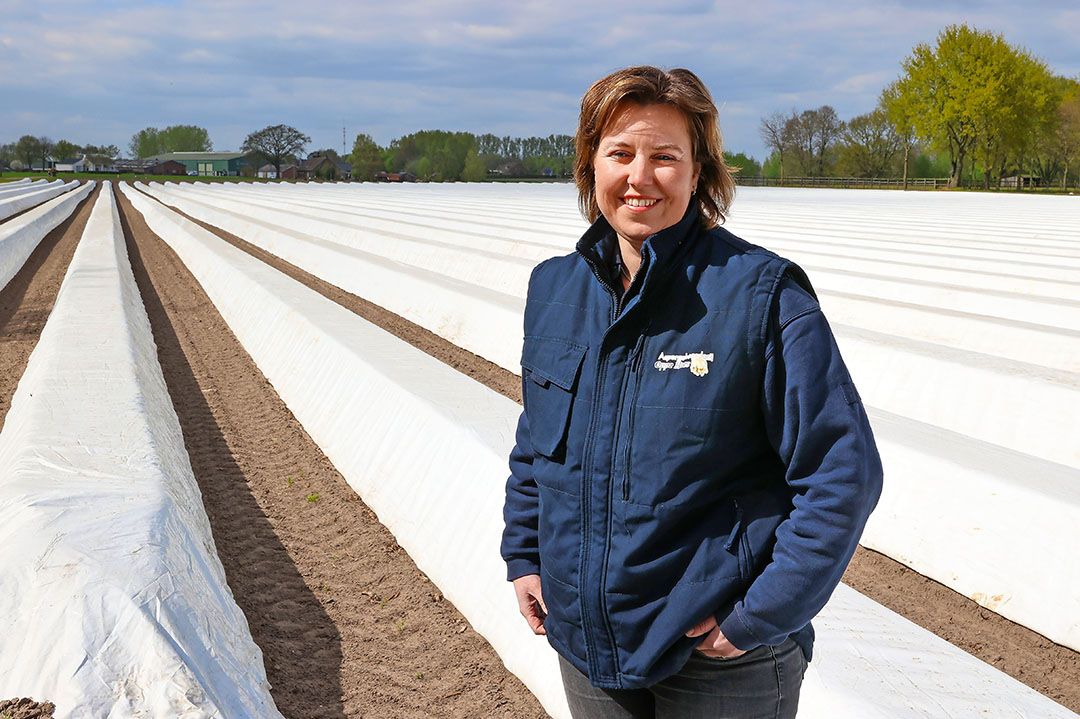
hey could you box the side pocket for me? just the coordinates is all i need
[521,336,588,459]
[725,499,748,581]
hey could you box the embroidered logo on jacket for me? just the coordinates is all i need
[654,352,714,376]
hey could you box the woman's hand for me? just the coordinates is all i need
[512,574,548,635]
[685,615,747,659]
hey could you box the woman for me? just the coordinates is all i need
[502,66,883,718]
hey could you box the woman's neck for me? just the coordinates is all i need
[618,235,643,290]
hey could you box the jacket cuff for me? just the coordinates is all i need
[506,558,542,582]
[717,604,762,652]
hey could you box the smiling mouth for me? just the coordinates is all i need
[623,197,658,208]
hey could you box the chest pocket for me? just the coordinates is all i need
[521,336,588,459]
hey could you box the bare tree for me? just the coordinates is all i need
[785,107,844,177]
[759,111,789,184]
[37,136,53,171]
[241,124,311,177]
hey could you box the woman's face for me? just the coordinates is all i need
[593,101,701,248]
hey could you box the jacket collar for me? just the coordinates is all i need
[576,203,702,296]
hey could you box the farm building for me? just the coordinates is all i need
[257,163,298,179]
[53,155,117,173]
[298,156,351,180]
[148,151,251,176]
[146,160,188,176]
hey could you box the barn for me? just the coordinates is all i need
[147,152,251,176]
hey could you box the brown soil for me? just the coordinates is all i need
[843,548,1080,712]
[0,698,56,719]
[152,190,1080,714]
[115,184,546,719]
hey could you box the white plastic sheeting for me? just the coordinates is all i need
[0,178,80,221]
[144,181,1080,651]
[0,178,53,197]
[800,584,1075,718]
[0,184,282,718]
[119,183,1076,719]
[0,181,93,292]
[142,181,527,371]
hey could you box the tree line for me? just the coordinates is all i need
[0,136,120,171]
[757,25,1080,188]
[346,130,576,182]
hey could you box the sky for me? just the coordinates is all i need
[1,0,1077,161]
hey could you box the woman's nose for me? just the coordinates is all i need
[627,154,652,187]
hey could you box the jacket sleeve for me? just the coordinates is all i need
[501,385,543,581]
[501,260,552,582]
[717,276,884,650]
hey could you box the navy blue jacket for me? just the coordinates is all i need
[502,206,883,689]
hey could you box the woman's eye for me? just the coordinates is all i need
[656,154,677,162]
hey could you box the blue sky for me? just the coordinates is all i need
[1,0,1077,161]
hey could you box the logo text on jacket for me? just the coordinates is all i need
[654,351,714,377]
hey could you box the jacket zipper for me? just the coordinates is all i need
[621,335,646,501]
[577,252,617,680]
[577,248,649,683]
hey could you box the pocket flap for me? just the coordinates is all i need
[521,336,588,390]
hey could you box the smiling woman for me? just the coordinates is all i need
[502,66,884,719]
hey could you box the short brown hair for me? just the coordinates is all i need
[574,66,736,228]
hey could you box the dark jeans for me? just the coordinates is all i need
[558,638,807,719]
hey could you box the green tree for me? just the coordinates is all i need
[881,83,918,187]
[129,127,161,158]
[52,139,81,163]
[1057,89,1080,187]
[837,109,903,177]
[968,44,1056,187]
[889,24,1056,188]
[159,125,212,154]
[76,143,120,170]
[761,152,782,179]
[15,135,40,170]
[462,146,487,182]
[385,130,474,181]
[129,124,212,158]
[242,124,311,178]
[722,151,761,177]
[348,133,385,181]
[0,142,14,170]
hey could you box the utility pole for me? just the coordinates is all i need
[342,124,346,157]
